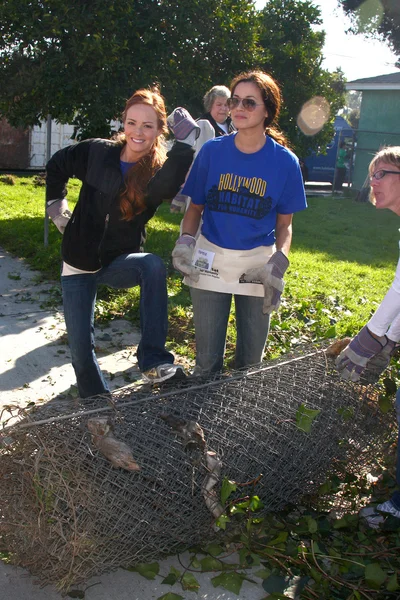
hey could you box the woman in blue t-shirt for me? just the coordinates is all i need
[172,70,307,374]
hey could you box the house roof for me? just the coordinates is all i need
[346,71,400,91]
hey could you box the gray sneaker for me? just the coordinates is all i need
[376,499,400,519]
[359,506,385,529]
[142,363,186,384]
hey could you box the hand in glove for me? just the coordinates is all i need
[360,338,398,383]
[167,107,200,146]
[335,325,388,382]
[241,250,289,314]
[172,234,200,281]
[170,192,188,214]
[47,198,72,234]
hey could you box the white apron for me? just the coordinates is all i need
[184,234,275,296]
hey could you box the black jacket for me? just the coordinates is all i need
[46,138,194,270]
[200,113,235,137]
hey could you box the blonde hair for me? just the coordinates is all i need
[118,88,168,220]
[369,146,400,204]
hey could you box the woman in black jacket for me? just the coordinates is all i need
[46,88,197,397]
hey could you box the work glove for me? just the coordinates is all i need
[170,192,188,214]
[241,250,289,314]
[362,339,399,383]
[47,198,72,234]
[335,325,388,382]
[167,107,200,146]
[172,234,200,281]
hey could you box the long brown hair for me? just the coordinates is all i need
[230,71,288,147]
[118,88,168,220]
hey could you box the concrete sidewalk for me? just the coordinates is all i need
[0,246,264,600]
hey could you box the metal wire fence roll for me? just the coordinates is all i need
[0,346,395,590]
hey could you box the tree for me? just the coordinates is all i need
[341,90,362,129]
[0,0,346,151]
[0,0,260,138]
[258,0,346,157]
[338,0,400,61]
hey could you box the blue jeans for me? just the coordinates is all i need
[62,253,174,398]
[190,288,270,373]
[391,389,400,510]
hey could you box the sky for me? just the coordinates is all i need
[255,0,399,82]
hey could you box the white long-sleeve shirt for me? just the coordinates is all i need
[368,241,400,341]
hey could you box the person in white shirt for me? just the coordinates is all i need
[336,146,400,525]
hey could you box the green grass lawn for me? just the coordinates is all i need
[0,174,398,363]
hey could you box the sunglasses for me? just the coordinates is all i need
[370,169,400,181]
[227,97,265,111]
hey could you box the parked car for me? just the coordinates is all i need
[304,116,355,184]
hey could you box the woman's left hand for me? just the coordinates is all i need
[335,325,388,381]
[241,251,289,314]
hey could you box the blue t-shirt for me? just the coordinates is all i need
[182,134,307,250]
[120,160,136,177]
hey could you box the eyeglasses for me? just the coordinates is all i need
[227,97,265,111]
[370,169,400,181]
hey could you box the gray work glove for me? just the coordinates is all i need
[335,325,388,382]
[167,107,200,146]
[361,338,399,383]
[172,234,200,281]
[170,192,188,214]
[241,250,289,314]
[47,198,72,234]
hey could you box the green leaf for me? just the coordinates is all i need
[181,572,200,592]
[249,495,264,511]
[387,572,399,592]
[269,531,289,545]
[324,325,336,338]
[134,562,160,580]
[221,478,237,504]
[161,567,180,586]
[383,377,397,396]
[200,556,223,571]
[211,572,246,595]
[205,542,224,556]
[262,574,287,594]
[157,594,184,600]
[216,514,230,530]
[365,563,386,589]
[295,404,320,433]
[379,394,392,414]
[254,568,272,579]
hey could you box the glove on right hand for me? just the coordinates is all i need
[167,108,200,146]
[362,339,398,383]
[172,234,200,281]
[335,325,388,382]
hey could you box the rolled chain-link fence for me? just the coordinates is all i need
[0,346,395,590]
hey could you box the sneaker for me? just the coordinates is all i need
[376,499,400,519]
[359,506,385,529]
[142,363,186,384]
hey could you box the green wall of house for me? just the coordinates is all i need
[352,90,400,190]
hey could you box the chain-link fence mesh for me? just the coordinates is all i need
[0,346,395,590]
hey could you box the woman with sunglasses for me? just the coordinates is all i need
[335,147,400,526]
[172,70,307,374]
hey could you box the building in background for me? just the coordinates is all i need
[345,72,400,191]
[0,119,121,170]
